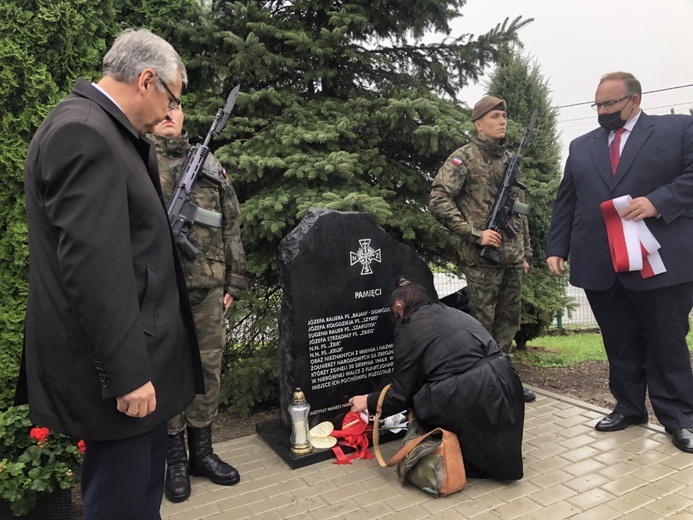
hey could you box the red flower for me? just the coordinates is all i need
[77,440,86,454]
[29,427,50,443]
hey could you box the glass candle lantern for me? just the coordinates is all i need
[289,387,313,455]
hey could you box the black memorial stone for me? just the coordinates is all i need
[257,208,437,468]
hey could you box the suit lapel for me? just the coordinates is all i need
[588,129,613,187]
[612,113,654,193]
[72,78,160,189]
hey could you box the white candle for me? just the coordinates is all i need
[293,420,308,445]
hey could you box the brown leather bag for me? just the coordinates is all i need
[372,385,466,497]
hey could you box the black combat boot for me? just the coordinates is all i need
[188,426,240,486]
[165,432,191,502]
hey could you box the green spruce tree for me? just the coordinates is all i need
[113,0,202,30]
[0,0,534,414]
[486,47,570,347]
[183,1,531,413]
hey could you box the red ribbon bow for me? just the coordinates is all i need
[330,411,373,465]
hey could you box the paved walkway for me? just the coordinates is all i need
[161,386,693,520]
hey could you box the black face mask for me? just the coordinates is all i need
[598,110,627,131]
[598,97,635,131]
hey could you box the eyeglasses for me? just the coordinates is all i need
[157,77,182,112]
[591,95,632,111]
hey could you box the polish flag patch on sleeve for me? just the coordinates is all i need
[451,157,463,166]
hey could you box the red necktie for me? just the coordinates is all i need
[609,128,626,174]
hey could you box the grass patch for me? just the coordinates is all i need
[515,325,693,368]
[515,333,606,368]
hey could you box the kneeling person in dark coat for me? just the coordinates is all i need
[349,280,525,481]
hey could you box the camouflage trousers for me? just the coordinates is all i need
[464,265,523,355]
[168,286,225,435]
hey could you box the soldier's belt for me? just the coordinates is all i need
[194,207,222,228]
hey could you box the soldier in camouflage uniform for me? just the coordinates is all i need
[429,96,535,403]
[151,105,248,502]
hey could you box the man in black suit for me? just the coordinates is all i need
[21,29,204,518]
[546,71,693,453]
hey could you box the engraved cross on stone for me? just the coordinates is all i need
[349,239,381,275]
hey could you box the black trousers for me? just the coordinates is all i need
[81,422,167,520]
[585,280,693,429]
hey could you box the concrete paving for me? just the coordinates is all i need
[161,386,693,520]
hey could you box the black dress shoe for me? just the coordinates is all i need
[522,387,536,403]
[595,411,648,432]
[667,427,693,453]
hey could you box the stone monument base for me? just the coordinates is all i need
[256,418,404,470]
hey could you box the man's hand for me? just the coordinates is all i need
[223,293,234,313]
[547,256,566,277]
[479,229,502,247]
[523,259,530,275]
[620,197,658,221]
[348,394,368,414]
[116,381,156,418]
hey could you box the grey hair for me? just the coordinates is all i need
[102,29,187,89]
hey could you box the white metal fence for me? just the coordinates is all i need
[432,273,598,329]
[560,284,597,328]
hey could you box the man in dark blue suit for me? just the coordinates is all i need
[546,72,693,454]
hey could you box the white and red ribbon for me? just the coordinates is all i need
[600,195,666,279]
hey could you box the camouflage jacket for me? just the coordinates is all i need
[429,135,531,267]
[152,133,247,297]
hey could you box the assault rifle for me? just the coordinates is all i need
[478,108,538,264]
[166,85,240,259]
